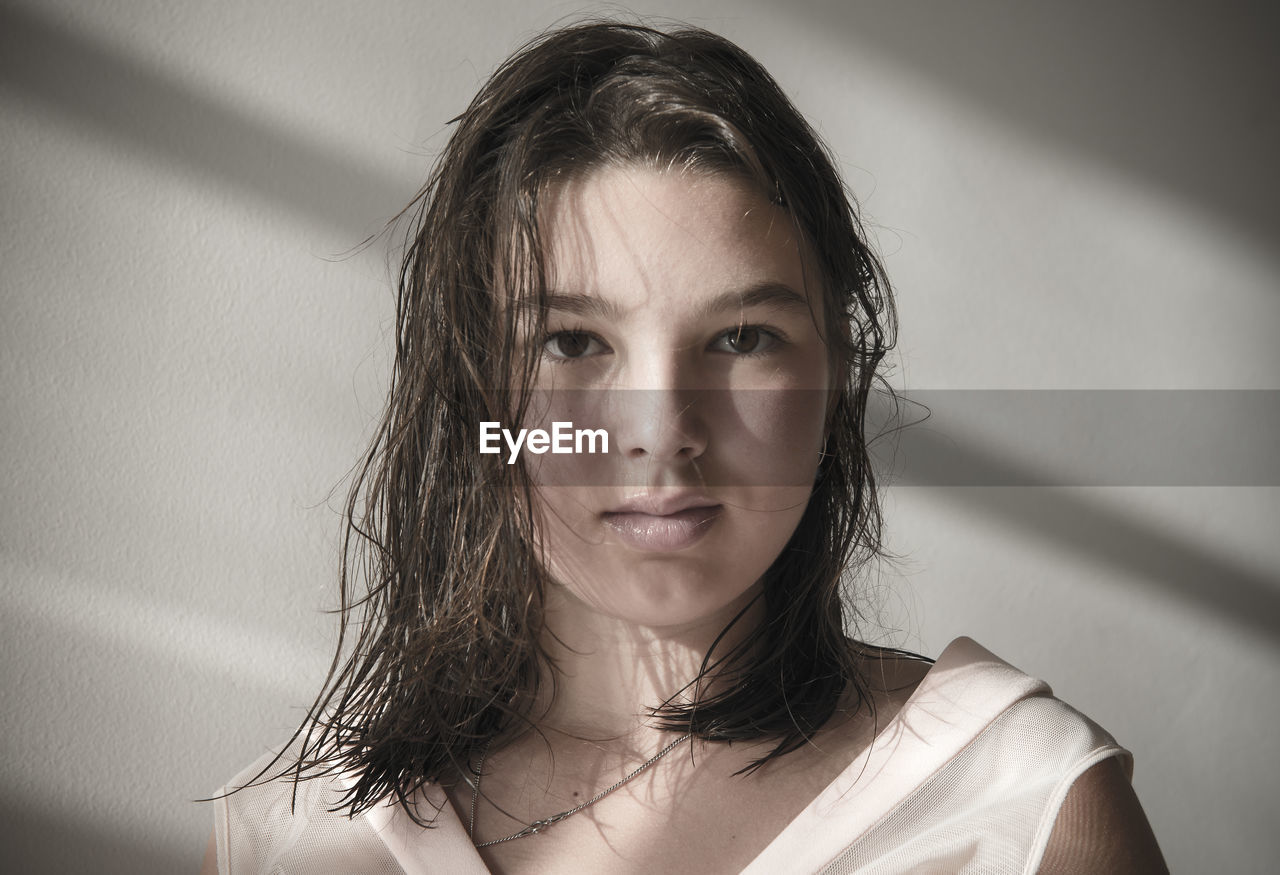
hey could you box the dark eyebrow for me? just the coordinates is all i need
[695,282,811,320]
[533,292,623,321]
[533,282,809,322]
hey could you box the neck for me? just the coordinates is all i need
[529,582,765,741]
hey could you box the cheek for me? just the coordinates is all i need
[712,387,828,487]
[532,487,615,591]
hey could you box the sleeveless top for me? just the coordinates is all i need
[211,637,1131,874]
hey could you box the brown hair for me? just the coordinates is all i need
[287,20,898,823]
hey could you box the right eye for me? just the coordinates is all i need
[543,331,606,361]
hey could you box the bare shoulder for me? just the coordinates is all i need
[199,828,218,875]
[1038,757,1168,874]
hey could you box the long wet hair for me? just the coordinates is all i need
[286,20,898,823]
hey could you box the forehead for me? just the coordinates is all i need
[539,166,813,310]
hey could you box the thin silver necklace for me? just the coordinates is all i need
[468,731,694,848]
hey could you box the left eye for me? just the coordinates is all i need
[711,326,777,355]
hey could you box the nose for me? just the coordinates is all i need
[611,357,709,464]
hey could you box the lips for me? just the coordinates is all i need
[606,492,719,516]
[602,494,722,552]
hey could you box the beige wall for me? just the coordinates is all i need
[2,1,1276,871]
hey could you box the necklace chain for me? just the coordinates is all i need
[467,731,694,848]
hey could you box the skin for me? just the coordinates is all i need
[521,164,832,642]
[463,165,855,871]
[1040,758,1167,872]
[200,165,1166,873]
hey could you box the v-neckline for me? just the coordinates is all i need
[362,637,1045,874]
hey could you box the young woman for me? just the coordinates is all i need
[204,21,1165,874]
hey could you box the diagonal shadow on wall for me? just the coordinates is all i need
[870,391,1280,641]
[882,427,1280,643]
[0,3,409,242]
[2,3,1276,642]
[778,0,1280,254]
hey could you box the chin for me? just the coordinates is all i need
[544,505,805,627]
[549,552,768,633]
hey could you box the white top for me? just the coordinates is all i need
[212,637,1130,874]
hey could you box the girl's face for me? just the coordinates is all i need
[521,166,831,631]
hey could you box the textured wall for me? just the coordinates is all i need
[1,1,1276,871]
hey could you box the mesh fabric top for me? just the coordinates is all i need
[212,637,1128,874]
